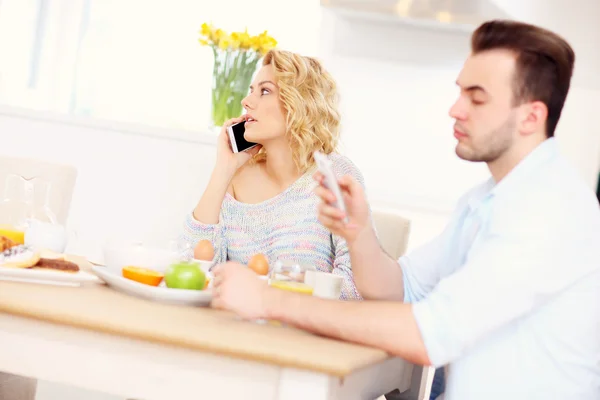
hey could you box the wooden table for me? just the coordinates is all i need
[0,262,419,400]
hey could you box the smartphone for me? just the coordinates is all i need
[313,150,348,223]
[227,121,258,153]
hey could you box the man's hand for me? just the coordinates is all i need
[313,172,372,245]
[211,264,430,366]
[314,171,407,301]
[211,262,270,320]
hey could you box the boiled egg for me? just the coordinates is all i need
[248,253,269,275]
[193,239,215,261]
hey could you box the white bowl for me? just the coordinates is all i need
[191,258,216,287]
[193,258,215,274]
[103,242,178,274]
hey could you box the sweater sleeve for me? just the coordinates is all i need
[179,209,228,265]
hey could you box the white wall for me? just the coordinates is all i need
[316,5,600,249]
[0,107,451,258]
[493,0,600,91]
[0,3,599,260]
[0,109,218,261]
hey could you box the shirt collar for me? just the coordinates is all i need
[466,138,558,210]
[490,138,558,197]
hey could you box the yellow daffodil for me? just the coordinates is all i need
[218,36,231,50]
[239,30,253,50]
[249,36,262,52]
[259,36,277,55]
[198,22,277,55]
[200,23,212,37]
[213,28,225,43]
[231,30,252,50]
[229,32,241,50]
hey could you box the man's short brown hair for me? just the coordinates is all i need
[471,20,575,137]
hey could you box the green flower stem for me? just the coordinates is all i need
[211,47,261,128]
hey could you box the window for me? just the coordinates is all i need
[0,0,41,108]
[0,0,321,132]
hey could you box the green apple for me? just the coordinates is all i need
[164,261,206,290]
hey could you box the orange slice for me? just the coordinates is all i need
[122,266,164,286]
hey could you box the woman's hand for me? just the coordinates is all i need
[192,117,261,224]
[216,117,262,176]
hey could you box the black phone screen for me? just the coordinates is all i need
[231,122,257,152]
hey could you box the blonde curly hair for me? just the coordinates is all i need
[253,49,341,172]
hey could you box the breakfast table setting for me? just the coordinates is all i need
[0,218,422,400]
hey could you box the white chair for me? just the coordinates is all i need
[0,155,78,225]
[371,208,411,260]
[0,155,77,400]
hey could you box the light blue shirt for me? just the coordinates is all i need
[401,138,600,399]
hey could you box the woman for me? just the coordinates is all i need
[180,49,367,300]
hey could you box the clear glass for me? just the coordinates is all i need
[268,259,316,295]
[0,174,57,230]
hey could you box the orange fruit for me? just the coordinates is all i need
[122,266,164,286]
[248,253,269,275]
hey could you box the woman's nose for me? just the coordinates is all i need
[241,94,254,110]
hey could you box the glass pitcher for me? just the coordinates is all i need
[0,174,58,244]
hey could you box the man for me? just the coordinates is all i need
[211,19,600,399]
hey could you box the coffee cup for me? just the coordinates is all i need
[305,270,343,299]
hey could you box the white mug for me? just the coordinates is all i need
[305,271,343,299]
[304,269,317,287]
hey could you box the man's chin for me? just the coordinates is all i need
[455,144,468,159]
[455,145,480,162]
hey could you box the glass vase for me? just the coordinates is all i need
[210,48,261,130]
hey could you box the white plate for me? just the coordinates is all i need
[0,265,102,286]
[92,266,212,307]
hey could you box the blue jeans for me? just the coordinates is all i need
[429,367,445,399]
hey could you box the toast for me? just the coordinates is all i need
[0,235,17,252]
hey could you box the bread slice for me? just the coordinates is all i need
[0,245,41,268]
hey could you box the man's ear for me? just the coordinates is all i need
[519,100,548,136]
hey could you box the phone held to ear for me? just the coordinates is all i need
[227,121,258,153]
[313,151,348,223]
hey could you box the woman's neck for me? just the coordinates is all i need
[261,139,302,187]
